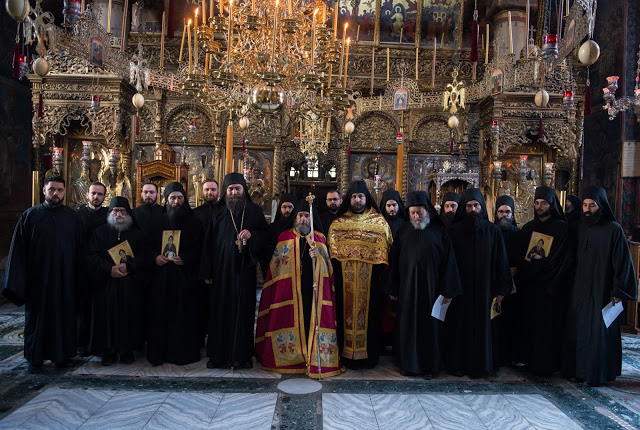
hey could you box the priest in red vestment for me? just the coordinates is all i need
[255,199,341,378]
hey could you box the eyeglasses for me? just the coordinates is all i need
[111,209,127,215]
[497,210,512,215]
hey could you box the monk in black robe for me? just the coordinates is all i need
[517,186,569,377]
[563,186,637,386]
[132,182,164,237]
[493,195,522,365]
[386,191,462,378]
[76,182,108,356]
[147,182,204,366]
[201,173,269,369]
[439,192,460,230]
[379,189,407,239]
[87,197,145,365]
[320,189,342,233]
[3,176,80,372]
[327,181,393,369]
[445,188,511,378]
[193,179,220,231]
[260,193,296,276]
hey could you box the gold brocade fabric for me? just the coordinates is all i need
[327,209,392,360]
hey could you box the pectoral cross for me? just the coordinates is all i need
[236,236,247,252]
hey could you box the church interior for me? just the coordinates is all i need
[1,0,640,428]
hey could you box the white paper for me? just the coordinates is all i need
[431,295,451,322]
[602,301,624,328]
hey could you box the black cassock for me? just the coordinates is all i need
[77,205,108,352]
[387,221,462,375]
[2,203,80,365]
[563,220,637,385]
[201,202,268,365]
[147,212,204,365]
[87,224,145,355]
[193,201,217,232]
[518,217,570,376]
[446,218,511,377]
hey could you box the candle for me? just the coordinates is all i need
[194,8,199,66]
[566,0,569,15]
[323,4,326,24]
[343,38,350,87]
[120,0,128,52]
[485,24,489,64]
[179,18,186,62]
[81,0,85,14]
[219,0,223,16]
[508,11,513,54]
[399,27,403,43]
[107,0,112,33]
[288,0,292,16]
[431,37,436,88]
[333,3,338,38]
[187,19,192,73]
[202,0,206,24]
[160,11,165,68]
[252,0,255,13]
[379,94,382,110]
[415,47,419,80]
[228,0,233,62]
[370,46,375,94]
[525,0,530,59]
[386,47,390,81]
[311,8,318,68]
[356,24,360,42]
[210,0,214,18]
[338,23,348,86]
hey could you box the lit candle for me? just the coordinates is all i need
[415,47,419,80]
[343,38,350,87]
[160,11,165,68]
[194,8,199,66]
[508,11,513,54]
[179,18,186,63]
[386,47,390,81]
[187,19,192,73]
[356,24,360,42]
[431,37,436,88]
[485,24,489,64]
[107,0,112,33]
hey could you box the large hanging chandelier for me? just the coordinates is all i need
[180,0,350,121]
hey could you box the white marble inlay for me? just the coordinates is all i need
[0,388,67,429]
[78,390,169,430]
[277,379,322,394]
[208,393,278,430]
[370,394,434,430]
[505,394,582,430]
[322,394,378,430]
[143,393,223,430]
[464,394,532,430]
[415,394,487,430]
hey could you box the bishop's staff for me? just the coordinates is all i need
[305,192,322,380]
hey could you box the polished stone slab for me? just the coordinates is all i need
[322,393,378,430]
[277,379,322,394]
[208,393,278,430]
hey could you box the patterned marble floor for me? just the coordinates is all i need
[322,393,583,430]
[0,388,278,430]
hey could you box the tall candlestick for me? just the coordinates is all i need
[160,11,166,68]
[187,19,192,73]
[485,24,489,64]
[508,11,513,54]
[107,0,112,33]
[415,47,419,80]
[120,0,128,52]
[356,24,360,42]
[179,18,186,62]
[343,38,350,87]
[370,46,375,94]
[194,8,199,66]
[202,0,206,24]
[431,37,436,88]
[386,48,390,81]
[333,3,338,38]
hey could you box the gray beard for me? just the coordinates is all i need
[411,214,431,230]
[107,213,133,232]
[295,224,311,236]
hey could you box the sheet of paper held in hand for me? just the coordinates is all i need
[431,295,451,322]
[602,301,624,328]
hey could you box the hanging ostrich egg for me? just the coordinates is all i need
[132,93,145,109]
[32,57,49,77]
[344,120,355,135]
[6,0,33,21]
[535,89,549,108]
[238,116,250,130]
[447,115,459,129]
[578,40,600,66]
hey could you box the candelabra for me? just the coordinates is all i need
[543,162,555,187]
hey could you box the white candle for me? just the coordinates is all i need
[187,19,192,73]
[386,48,390,81]
[485,24,489,64]
[202,0,206,24]
[194,8,199,66]
[431,37,436,88]
[415,47,419,80]
[179,18,186,62]
[508,11,513,54]
[81,0,85,14]
[343,38,350,87]
[107,0,112,33]
[370,46,375,94]
[525,0,530,59]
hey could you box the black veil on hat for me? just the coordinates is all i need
[380,189,407,220]
[566,194,581,211]
[218,173,252,203]
[494,195,517,227]
[534,186,565,221]
[273,193,297,223]
[440,191,461,216]
[285,198,326,236]
[406,190,443,225]
[582,186,616,222]
[453,188,489,223]
[163,181,192,213]
[108,196,133,217]
[336,180,381,216]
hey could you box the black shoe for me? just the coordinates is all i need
[206,359,225,369]
[449,370,465,377]
[102,354,117,367]
[424,374,433,380]
[400,369,418,377]
[148,359,163,367]
[240,361,253,369]
[120,352,135,364]
[55,359,74,369]
[28,363,43,374]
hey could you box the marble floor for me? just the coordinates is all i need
[1,302,640,429]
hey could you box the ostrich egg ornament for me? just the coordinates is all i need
[535,89,549,107]
[6,0,33,21]
[578,40,600,66]
[132,93,145,109]
[32,57,50,77]
[447,115,459,129]
[344,121,355,135]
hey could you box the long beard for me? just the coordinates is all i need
[411,214,431,230]
[442,212,455,227]
[496,217,513,231]
[295,223,311,236]
[462,211,481,231]
[107,212,133,233]
[582,209,602,226]
[167,204,187,227]
[226,194,246,216]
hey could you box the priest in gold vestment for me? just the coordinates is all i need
[327,181,393,369]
